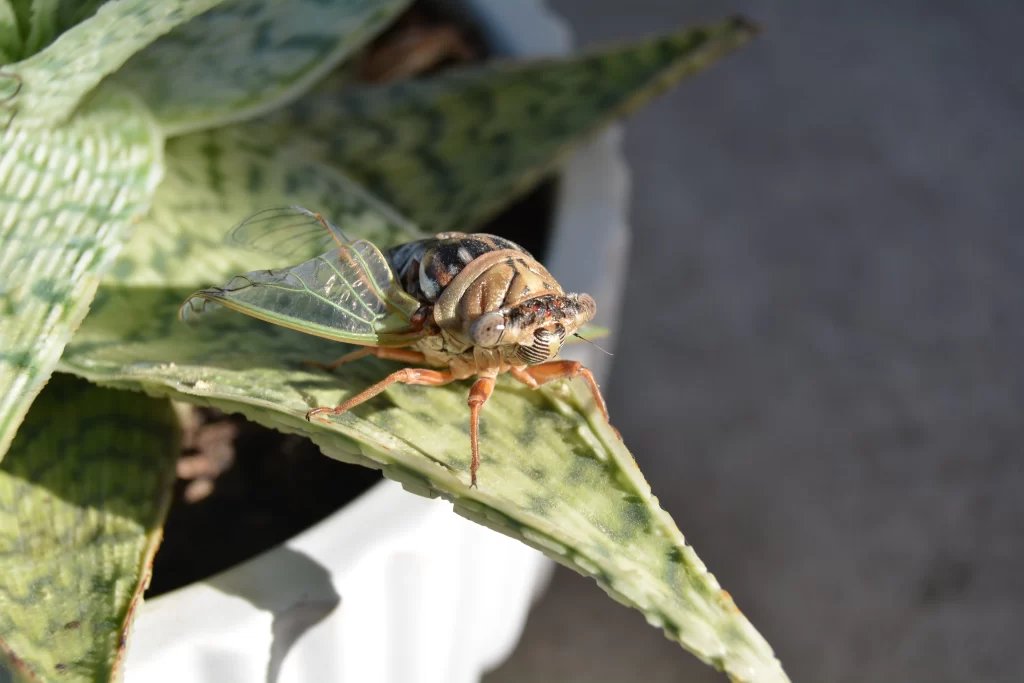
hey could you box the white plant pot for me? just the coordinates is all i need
[122,2,631,682]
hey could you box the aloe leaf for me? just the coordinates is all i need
[62,306,788,683]
[106,124,422,291]
[0,0,224,127]
[0,1,19,65]
[21,0,59,58]
[270,17,757,233]
[113,0,413,137]
[0,86,164,460]
[60,126,789,683]
[0,374,179,683]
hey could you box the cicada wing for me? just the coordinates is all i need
[180,240,425,347]
[227,206,350,259]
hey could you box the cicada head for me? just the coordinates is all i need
[469,292,596,365]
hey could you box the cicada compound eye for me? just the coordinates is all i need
[470,312,506,348]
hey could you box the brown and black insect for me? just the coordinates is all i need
[181,207,616,487]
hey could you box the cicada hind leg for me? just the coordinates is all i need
[510,361,622,440]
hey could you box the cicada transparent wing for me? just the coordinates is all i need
[180,239,425,347]
[227,206,350,259]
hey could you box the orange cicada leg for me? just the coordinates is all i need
[467,377,495,488]
[306,367,456,422]
[511,361,621,439]
[303,347,429,371]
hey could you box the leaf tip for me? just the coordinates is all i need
[725,14,762,37]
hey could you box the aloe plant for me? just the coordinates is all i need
[0,2,789,682]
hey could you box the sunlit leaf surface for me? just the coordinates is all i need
[62,112,789,682]
[0,86,164,459]
[0,0,224,127]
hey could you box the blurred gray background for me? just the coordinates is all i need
[485,1,1023,682]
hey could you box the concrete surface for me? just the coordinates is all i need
[484,1,1024,682]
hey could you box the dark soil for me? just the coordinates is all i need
[146,0,558,599]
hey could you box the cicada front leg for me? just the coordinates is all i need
[467,377,496,489]
[303,347,429,372]
[510,361,621,439]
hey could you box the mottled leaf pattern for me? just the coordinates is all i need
[0,0,224,127]
[0,374,178,682]
[0,0,109,62]
[0,6,784,679]
[59,113,788,681]
[106,124,421,290]
[0,86,164,460]
[62,303,788,683]
[113,0,413,136]
[0,1,20,65]
[270,17,757,232]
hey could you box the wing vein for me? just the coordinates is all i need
[288,267,375,326]
[316,253,378,318]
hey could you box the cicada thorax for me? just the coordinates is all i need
[387,232,529,304]
[387,233,595,369]
[432,248,564,337]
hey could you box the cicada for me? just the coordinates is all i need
[180,207,616,487]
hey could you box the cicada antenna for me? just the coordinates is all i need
[573,332,613,356]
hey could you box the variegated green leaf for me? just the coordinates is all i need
[0,86,164,460]
[2,0,109,61]
[0,0,23,63]
[21,0,59,58]
[113,0,413,137]
[60,120,789,682]
[62,306,789,683]
[105,124,421,290]
[0,1,20,65]
[0,0,224,127]
[0,374,179,683]
[269,17,757,232]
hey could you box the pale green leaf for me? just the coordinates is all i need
[0,86,164,460]
[0,374,179,683]
[269,17,758,232]
[113,0,413,137]
[0,0,224,127]
[61,120,790,683]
